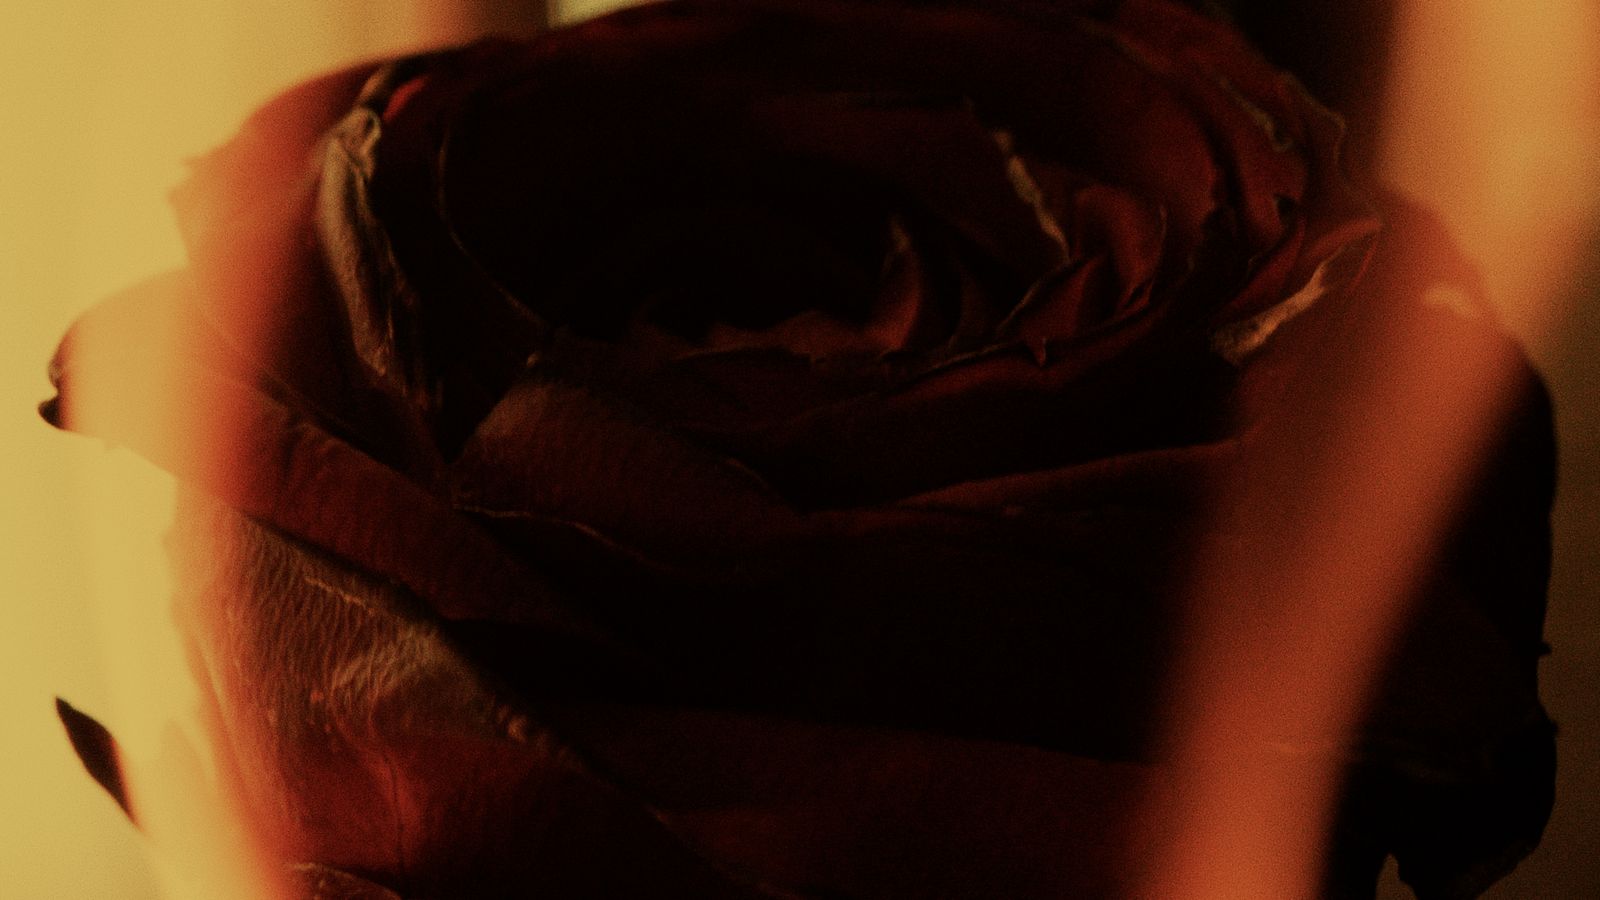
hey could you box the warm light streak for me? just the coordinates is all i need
[1142,289,1523,899]
[1,3,503,898]
[1380,0,1600,338]
[1140,1,1599,897]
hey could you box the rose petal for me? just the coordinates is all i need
[449,374,805,560]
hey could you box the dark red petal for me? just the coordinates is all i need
[748,93,1068,285]
[172,494,783,899]
[449,375,805,560]
[679,316,1230,507]
[546,704,1169,900]
[46,274,596,635]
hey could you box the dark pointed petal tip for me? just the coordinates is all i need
[55,697,135,825]
[38,396,62,429]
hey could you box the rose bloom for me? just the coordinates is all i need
[46,1,1554,898]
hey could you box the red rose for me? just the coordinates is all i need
[46,1,1553,898]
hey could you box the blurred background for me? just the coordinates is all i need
[0,1,1594,897]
